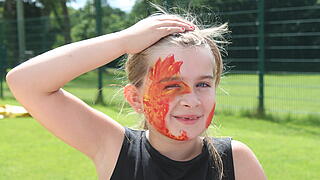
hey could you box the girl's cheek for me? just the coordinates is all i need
[198,90,215,101]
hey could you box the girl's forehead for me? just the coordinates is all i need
[148,46,215,74]
[149,45,213,62]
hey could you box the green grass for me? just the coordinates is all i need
[0,117,97,179]
[217,72,320,121]
[1,69,320,179]
[215,115,320,179]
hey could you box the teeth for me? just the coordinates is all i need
[176,116,195,120]
[173,116,200,120]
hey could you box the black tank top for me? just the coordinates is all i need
[110,127,235,180]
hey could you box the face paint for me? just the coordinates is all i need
[143,55,191,141]
[206,103,216,128]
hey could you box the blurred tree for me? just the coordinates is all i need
[2,0,73,67]
[3,0,47,67]
[101,4,128,34]
[38,0,72,44]
[70,0,129,68]
[71,1,128,41]
[0,2,3,18]
[129,0,153,23]
[71,1,96,41]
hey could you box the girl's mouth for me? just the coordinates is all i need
[172,115,203,125]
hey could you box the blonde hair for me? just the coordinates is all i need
[124,7,229,180]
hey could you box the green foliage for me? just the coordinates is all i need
[2,0,47,67]
[101,5,128,34]
[70,2,96,41]
[0,4,3,18]
[129,0,153,22]
[2,0,72,66]
[70,2,129,43]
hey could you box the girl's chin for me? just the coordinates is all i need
[167,121,207,138]
[167,128,205,140]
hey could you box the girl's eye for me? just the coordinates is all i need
[164,84,181,90]
[196,82,211,88]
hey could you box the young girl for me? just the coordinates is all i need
[6,9,266,180]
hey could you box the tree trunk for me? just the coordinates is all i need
[46,0,72,44]
[60,0,71,43]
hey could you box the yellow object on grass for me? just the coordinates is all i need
[0,105,30,119]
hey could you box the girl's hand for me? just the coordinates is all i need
[120,15,195,54]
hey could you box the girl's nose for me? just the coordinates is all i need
[179,93,201,108]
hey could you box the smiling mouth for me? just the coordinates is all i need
[172,115,203,125]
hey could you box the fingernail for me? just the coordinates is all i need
[190,26,194,29]
[181,27,185,31]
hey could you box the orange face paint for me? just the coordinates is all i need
[206,103,216,128]
[143,55,191,141]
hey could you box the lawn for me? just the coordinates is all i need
[217,72,320,116]
[1,69,319,179]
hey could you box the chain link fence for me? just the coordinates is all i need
[0,0,319,120]
[212,1,320,119]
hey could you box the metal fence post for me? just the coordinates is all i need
[257,0,265,115]
[0,45,6,99]
[17,0,26,63]
[0,19,4,99]
[94,0,105,105]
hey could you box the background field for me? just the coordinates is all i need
[1,70,319,179]
[217,72,320,121]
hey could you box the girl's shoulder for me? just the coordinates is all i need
[231,140,267,180]
[212,137,233,152]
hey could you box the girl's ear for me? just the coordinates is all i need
[124,84,144,113]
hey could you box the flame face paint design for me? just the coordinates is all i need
[206,103,216,128]
[143,55,191,141]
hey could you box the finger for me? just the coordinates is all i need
[158,26,186,36]
[154,20,195,31]
[153,15,195,27]
[158,18,195,28]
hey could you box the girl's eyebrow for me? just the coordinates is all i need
[158,76,182,83]
[158,75,214,83]
[198,75,214,80]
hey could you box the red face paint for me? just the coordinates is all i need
[206,103,216,128]
[143,55,191,141]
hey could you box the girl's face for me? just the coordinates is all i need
[141,46,216,141]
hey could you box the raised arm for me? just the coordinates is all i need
[6,32,128,163]
[6,15,194,164]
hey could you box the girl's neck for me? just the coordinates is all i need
[145,130,203,161]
